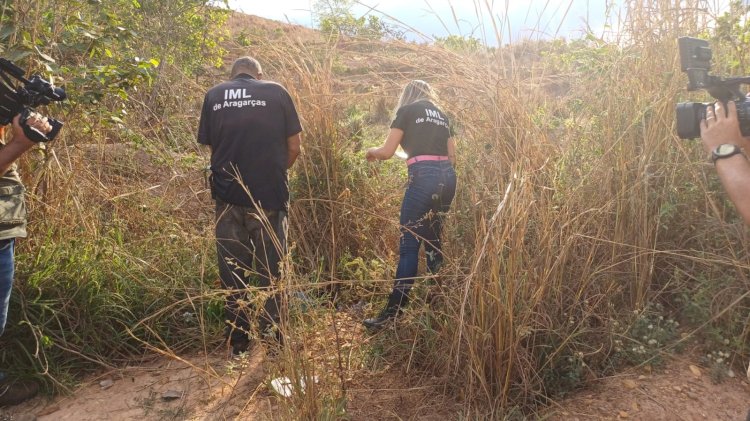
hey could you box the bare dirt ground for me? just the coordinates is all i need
[548,356,750,421]
[2,350,747,420]
[0,311,460,421]
[1,350,456,420]
[1,308,747,421]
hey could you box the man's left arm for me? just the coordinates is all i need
[287,132,301,168]
[281,88,302,169]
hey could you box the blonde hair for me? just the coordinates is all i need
[395,80,436,114]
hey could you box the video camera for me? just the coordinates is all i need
[676,37,750,139]
[0,58,66,142]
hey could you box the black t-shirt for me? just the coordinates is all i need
[198,74,302,209]
[390,100,451,158]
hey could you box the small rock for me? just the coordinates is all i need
[623,379,637,389]
[161,390,183,401]
[672,386,682,392]
[689,364,702,378]
[619,411,629,418]
[728,369,736,378]
[685,392,699,400]
[637,375,646,380]
[99,379,114,390]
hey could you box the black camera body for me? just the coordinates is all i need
[676,37,750,139]
[0,58,66,142]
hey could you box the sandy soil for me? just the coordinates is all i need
[1,308,748,421]
[0,310,459,421]
[0,349,457,420]
[548,356,750,421]
[2,352,747,421]
[3,349,268,420]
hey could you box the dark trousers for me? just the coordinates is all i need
[391,160,457,306]
[215,199,287,346]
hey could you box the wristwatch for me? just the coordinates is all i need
[711,144,744,164]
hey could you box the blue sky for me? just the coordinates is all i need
[227,0,623,45]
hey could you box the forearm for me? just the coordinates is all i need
[287,148,300,168]
[0,135,35,176]
[715,154,750,225]
[287,133,301,168]
[366,129,403,162]
[447,138,456,166]
[370,146,394,160]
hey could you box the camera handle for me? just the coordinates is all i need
[19,108,63,143]
[707,76,750,103]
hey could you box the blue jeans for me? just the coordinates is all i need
[390,160,456,306]
[0,239,15,337]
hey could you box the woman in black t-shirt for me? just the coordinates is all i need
[363,80,457,330]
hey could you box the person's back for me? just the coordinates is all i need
[197,56,301,356]
[198,72,300,210]
[394,99,451,159]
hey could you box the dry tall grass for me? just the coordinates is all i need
[3,0,749,418]
[234,0,750,414]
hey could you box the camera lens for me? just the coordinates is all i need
[736,99,750,137]
[676,102,706,139]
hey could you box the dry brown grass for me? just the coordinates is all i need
[221,1,750,415]
[3,1,749,418]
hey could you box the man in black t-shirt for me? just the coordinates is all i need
[198,56,302,355]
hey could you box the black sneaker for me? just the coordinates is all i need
[230,338,252,357]
[0,377,38,407]
[362,306,401,330]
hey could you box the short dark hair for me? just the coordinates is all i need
[231,57,262,78]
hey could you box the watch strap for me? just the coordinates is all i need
[711,144,744,164]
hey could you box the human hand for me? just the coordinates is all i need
[700,101,747,153]
[13,109,60,143]
[9,114,37,147]
[25,111,52,134]
[365,147,378,162]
